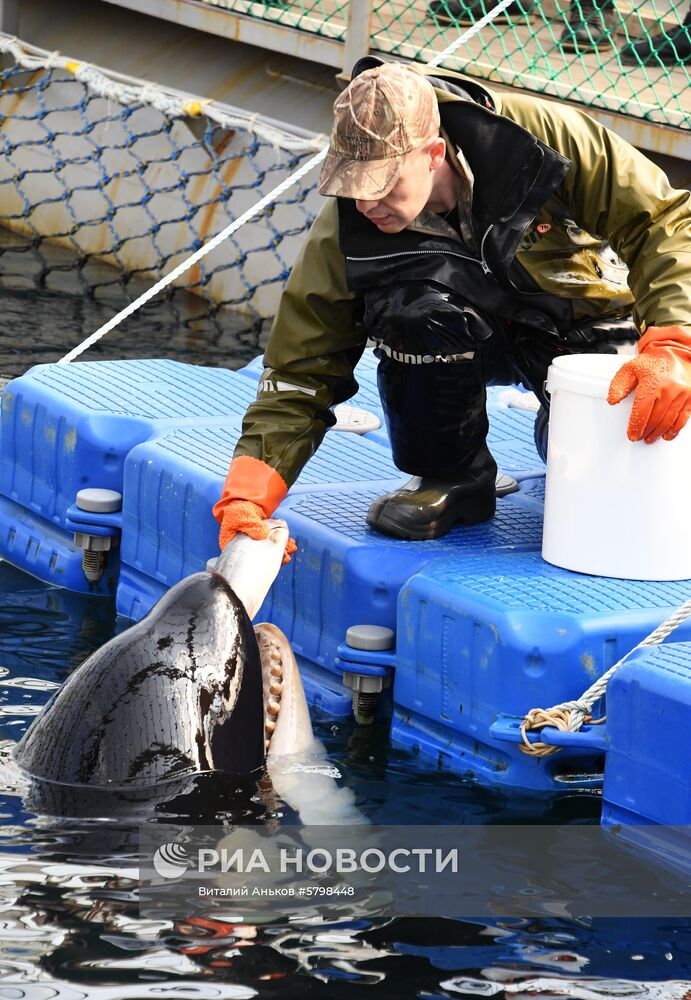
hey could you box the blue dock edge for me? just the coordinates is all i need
[601,640,691,872]
[2,354,691,807]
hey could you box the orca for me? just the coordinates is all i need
[12,522,362,825]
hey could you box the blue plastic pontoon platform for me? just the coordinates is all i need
[2,354,691,805]
[603,640,691,826]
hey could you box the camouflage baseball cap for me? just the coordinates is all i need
[318,63,440,200]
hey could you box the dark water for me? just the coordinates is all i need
[0,264,689,997]
[0,234,269,378]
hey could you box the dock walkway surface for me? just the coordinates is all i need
[2,350,691,803]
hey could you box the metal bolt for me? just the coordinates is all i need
[352,690,380,726]
[343,670,390,726]
[81,548,108,583]
[73,531,112,584]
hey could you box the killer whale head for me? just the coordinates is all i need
[12,520,363,827]
[12,521,314,793]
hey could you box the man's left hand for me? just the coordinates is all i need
[607,325,691,443]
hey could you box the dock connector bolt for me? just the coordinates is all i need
[73,489,123,583]
[344,671,391,725]
[342,625,395,725]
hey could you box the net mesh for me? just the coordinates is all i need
[207,0,690,128]
[208,0,350,37]
[0,44,324,359]
[0,9,686,373]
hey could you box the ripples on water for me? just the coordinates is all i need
[0,236,268,378]
[0,264,689,997]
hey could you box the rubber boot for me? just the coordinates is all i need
[366,444,498,541]
[559,0,618,51]
[620,6,691,65]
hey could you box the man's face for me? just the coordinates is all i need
[354,138,445,233]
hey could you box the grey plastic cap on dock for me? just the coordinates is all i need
[345,625,395,651]
[76,488,123,513]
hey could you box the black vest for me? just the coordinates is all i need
[338,62,573,336]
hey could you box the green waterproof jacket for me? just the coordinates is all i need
[234,68,691,489]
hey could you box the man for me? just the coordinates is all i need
[213,59,691,548]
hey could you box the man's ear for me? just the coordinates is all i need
[429,136,447,171]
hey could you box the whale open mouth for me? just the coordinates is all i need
[262,630,284,751]
[254,622,314,759]
[213,520,315,761]
[252,624,363,826]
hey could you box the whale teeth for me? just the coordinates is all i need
[270,651,282,663]
[265,719,276,733]
[270,664,282,678]
[267,700,280,716]
[270,681,282,696]
[265,739,271,751]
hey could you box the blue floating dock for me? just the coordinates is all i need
[0,360,254,594]
[601,640,691,871]
[2,353,691,803]
[603,641,691,826]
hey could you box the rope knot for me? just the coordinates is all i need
[519,705,594,758]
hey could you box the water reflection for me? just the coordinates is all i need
[0,240,267,380]
[0,562,116,693]
[0,569,686,996]
[437,978,691,997]
[0,853,687,1000]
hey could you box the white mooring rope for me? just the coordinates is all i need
[428,0,519,66]
[47,5,517,364]
[57,146,328,364]
[520,596,691,756]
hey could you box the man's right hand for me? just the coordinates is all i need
[217,499,270,550]
[212,455,292,553]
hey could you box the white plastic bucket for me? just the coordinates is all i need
[542,353,691,580]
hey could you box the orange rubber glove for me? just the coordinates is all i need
[217,499,270,549]
[607,325,691,444]
[212,456,296,562]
